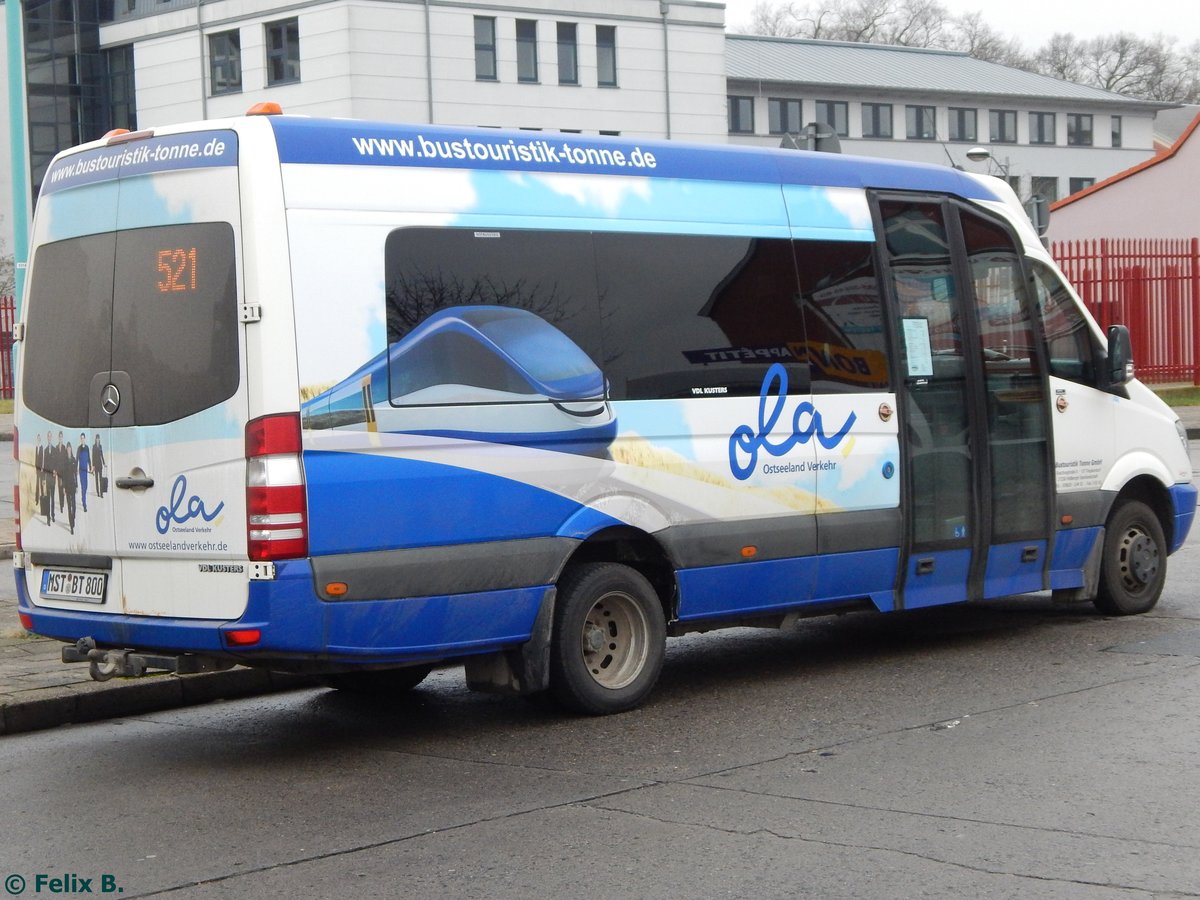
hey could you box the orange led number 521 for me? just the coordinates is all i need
[157,247,198,292]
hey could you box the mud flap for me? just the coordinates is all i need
[464,587,557,695]
[1051,527,1104,604]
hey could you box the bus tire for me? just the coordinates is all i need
[322,664,434,695]
[1094,500,1167,616]
[549,562,666,715]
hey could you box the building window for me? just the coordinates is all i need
[1111,115,1123,148]
[1067,113,1093,146]
[264,18,300,85]
[1005,174,1022,196]
[728,96,754,134]
[768,98,802,134]
[104,45,137,132]
[596,25,617,87]
[948,107,976,142]
[557,22,578,85]
[1030,112,1056,145]
[516,19,538,83]
[209,30,241,95]
[815,100,848,137]
[1068,177,1096,195]
[474,17,497,80]
[1031,176,1058,203]
[906,104,936,140]
[862,103,892,138]
[990,109,1017,143]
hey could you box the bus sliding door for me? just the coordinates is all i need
[877,197,1053,608]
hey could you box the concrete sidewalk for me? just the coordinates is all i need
[4,408,1200,736]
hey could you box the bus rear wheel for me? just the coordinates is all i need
[1094,500,1167,616]
[549,562,666,715]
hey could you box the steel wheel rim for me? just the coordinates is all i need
[579,589,650,690]
[1118,524,1160,593]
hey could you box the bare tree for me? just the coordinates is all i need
[747,0,805,36]
[948,11,1030,68]
[743,1,1200,102]
[1031,32,1200,103]
[1033,33,1087,83]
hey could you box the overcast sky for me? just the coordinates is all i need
[721,0,1200,50]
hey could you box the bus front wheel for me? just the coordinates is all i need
[549,562,666,715]
[1094,500,1167,616]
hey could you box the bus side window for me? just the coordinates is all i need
[794,239,891,393]
[1030,262,1098,386]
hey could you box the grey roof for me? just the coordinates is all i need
[1154,105,1200,143]
[726,34,1171,108]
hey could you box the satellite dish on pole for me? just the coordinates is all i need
[779,123,842,154]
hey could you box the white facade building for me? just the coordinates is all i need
[724,35,1171,205]
[99,0,729,142]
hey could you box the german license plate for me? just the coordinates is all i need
[40,569,107,603]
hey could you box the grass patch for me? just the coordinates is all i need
[0,399,12,414]
[1152,386,1200,407]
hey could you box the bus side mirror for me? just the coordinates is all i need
[1107,324,1134,386]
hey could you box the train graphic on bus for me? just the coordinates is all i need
[301,305,617,454]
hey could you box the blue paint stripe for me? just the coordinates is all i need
[1169,483,1198,553]
[1049,526,1101,590]
[17,561,547,663]
[269,117,999,200]
[676,547,898,621]
[903,549,971,610]
[304,449,590,555]
[41,131,239,195]
[983,540,1047,599]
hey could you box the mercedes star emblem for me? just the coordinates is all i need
[100,383,121,416]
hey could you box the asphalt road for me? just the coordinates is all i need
[2,528,1199,898]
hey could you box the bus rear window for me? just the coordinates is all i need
[23,233,116,428]
[22,223,239,427]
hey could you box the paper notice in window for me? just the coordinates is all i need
[903,317,933,378]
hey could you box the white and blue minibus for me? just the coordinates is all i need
[12,106,1196,713]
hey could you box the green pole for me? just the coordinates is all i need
[6,0,29,311]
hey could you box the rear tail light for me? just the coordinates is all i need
[224,628,262,646]
[245,413,308,560]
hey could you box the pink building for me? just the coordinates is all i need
[1048,111,1200,242]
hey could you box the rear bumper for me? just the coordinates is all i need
[16,558,548,666]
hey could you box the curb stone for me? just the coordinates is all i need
[0,668,319,736]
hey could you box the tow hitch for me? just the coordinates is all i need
[63,637,235,682]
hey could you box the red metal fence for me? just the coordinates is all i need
[1052,238,1200,385]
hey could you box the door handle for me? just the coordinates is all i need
[116,476,155,490]
[915,557,935,576]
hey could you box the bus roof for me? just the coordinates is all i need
[40,114,1003,205]
[268,116,1001,202]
